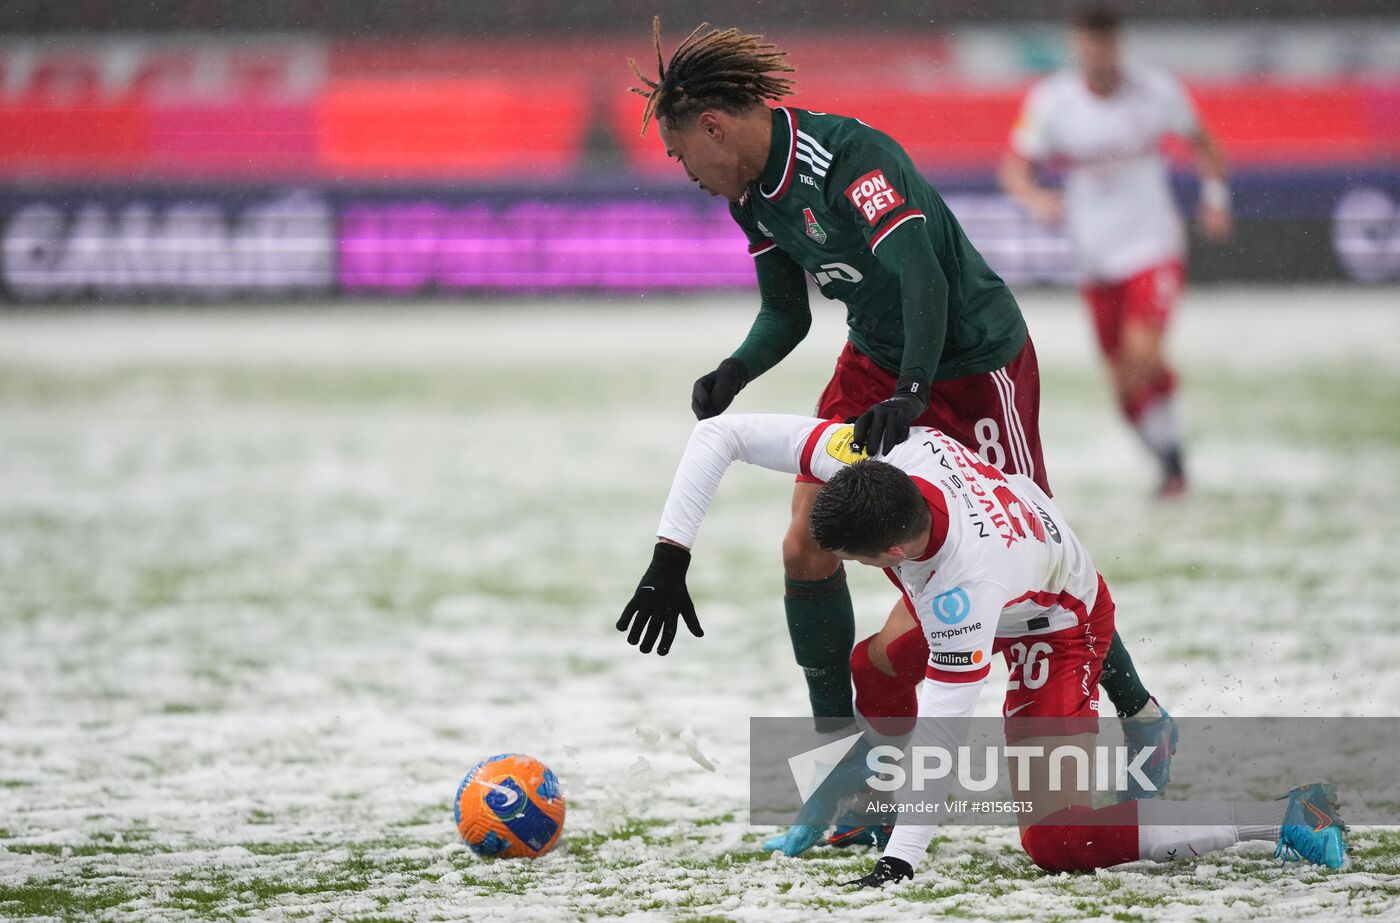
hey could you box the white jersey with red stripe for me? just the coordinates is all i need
[1011,65,1200,283]
[865,426,1098,688]
[655,413,1102,692]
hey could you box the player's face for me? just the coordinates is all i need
[1074,27,1121,92]
[658,114,747,202]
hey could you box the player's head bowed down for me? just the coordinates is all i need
[808,461,934,568]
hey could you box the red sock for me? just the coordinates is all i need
[850,629,926,736]
[1123,367,1178,422]
[1021,802,1141,873]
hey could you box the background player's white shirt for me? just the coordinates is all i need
[1011,65,1200,283]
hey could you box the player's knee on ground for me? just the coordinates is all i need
[1020,804,1139,873]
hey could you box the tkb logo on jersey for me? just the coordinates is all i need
[802,207,828,244]
[846,170,905,225]
[824,425,868,465]
[932,588,971,625]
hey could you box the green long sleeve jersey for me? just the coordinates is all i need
[728,106,1027,387]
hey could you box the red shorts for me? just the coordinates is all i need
[997,575,1115,743]
[1082,261,1184,357]
[802,336,1049,494]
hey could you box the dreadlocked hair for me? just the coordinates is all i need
[628,17,795,136]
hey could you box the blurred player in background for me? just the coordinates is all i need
[626,18,1176,851]
[1000,4,1232,497]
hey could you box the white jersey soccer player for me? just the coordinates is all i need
[1010,63,1200,283]
[1000,6,1231,497]
[618,412,1348,881]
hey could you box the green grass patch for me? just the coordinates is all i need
[0,881,137,920]
[1351,830,1400,865]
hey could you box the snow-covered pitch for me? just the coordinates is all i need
[1,287,1398,921]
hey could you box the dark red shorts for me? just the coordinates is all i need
[1082,260,1184,358]
[997,575,1115,742]
[801,336,1049,494]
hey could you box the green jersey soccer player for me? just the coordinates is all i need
[625,22,1175,845]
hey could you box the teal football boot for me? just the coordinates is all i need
[1275,783,1348,869]
[762,823,828,856]
[763,739,874,857]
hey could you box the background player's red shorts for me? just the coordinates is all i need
[1082,260,1184,357]
[802,336,1049,494]
[997,575,1115,743]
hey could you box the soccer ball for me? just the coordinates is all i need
[454,753,566,858]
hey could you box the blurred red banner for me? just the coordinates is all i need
[0,38,1395,179]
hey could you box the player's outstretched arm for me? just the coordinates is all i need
[655,414,822,548]
[618,414,822,656]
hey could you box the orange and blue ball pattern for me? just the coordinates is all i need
[454,753,566,858]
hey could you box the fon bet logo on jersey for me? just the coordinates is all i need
[846,170,905,225]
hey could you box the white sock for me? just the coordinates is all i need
[883,823,940,870]
[1136,800,1286,861]
[1129,698,1162,720]
[1131,802,1218,861]
[1133,393,1181,458]
[1233,800,1287,842]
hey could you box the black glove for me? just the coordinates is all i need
[616,542,704,656]
[852,375,930,457]
[843,855,914,889]
[691,357,750,420]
